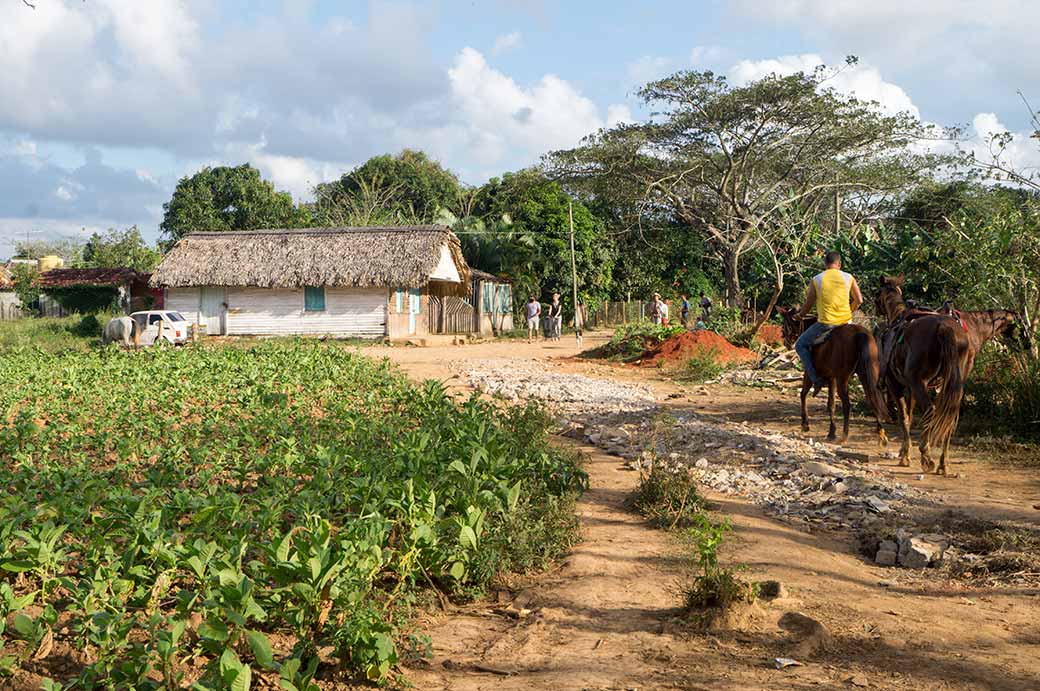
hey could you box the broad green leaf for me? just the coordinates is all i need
[245,630,275,669]
[458,525,478,551]
[12,613,34,638]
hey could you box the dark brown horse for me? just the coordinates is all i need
[875,276,1027,474]
[778,308,891,445]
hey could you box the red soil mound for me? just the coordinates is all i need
[756,324,784,347]
[642,330,757,366]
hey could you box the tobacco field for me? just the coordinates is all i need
[0,343,586,689]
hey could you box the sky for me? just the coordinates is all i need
[2,0,1039,257]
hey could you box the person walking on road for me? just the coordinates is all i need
[793,250,863,395]
[547,293,563,341]
[680,294,690,327]
[525,296,542,343]
[650,293,662,324]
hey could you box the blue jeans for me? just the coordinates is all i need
[795,321,834,386]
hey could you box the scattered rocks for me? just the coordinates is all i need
[896,532,948,568]
[462,358,931,543]
[874,540,898,566]
[848,674,870,687]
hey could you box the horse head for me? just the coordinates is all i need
[875,275,906,322]
[777,306,802,349]
[994,311,1031,354]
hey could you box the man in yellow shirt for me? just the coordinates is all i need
[794,251,864,392]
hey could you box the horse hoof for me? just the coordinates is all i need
[897,457,910,467]
[826,434,837,442]
[838,436,848,445]
[801,424,810,433]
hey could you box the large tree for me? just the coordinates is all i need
[82,226,161,272]
[160,164,310,244]
[314,150,462,225]
[548,59,939,310]
[470,171,616,312]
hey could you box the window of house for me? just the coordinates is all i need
[395,288,404,313]
[304,286,326,312]
[498,285,512,313]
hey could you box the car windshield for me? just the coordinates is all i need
[166,312,186,322]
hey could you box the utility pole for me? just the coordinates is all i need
[568,201,581,343]
[834,181,841,235]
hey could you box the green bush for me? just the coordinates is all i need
[583,322,685,361]
[678,347,724,383]
[632,463,703,529]
[961,348,1040,440]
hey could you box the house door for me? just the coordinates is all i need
[408,288,421,335]
[200,286,226,336]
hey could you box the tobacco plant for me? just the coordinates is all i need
[0,342,585,687]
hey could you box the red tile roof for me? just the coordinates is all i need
[36,268,144,288]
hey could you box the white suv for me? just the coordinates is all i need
[130,310,192,346]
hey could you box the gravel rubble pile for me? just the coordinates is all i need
[462,358,935,542]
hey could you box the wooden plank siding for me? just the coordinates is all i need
[165,286,388,338]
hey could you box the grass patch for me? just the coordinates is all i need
[0,343,586,686]
[676,347,725,383]
[0,316,99,353]
[631,461,758,624]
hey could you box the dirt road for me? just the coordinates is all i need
[369,336,1040,691]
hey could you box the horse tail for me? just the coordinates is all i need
[923,323,966,449]
[855,329,892,424]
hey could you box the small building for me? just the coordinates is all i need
[36,268,158,314]
[149,226,471,338]
[0,266,21,320]
[470,269,514,335]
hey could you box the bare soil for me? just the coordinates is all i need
[369,334,1040,691]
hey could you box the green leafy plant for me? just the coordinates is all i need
[681,515,757,621]
[677,347,725,383]
[0,342,585,686]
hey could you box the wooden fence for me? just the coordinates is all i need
[428,296,476,334]
[0,296,69,321]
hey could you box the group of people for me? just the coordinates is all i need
[651,292,712,328]
[525,293,565,342]
[525,289,717,343]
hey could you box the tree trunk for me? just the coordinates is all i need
[722,248,743,308]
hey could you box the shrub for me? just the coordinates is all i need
[583,322,685,361]
[632,463,703,529]
[70,314,102,338]
[961,347,1040,440]
[677,347,725,383]
[681,515,757,621]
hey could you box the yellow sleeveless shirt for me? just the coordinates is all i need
[814,269,853,325]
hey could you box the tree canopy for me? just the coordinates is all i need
[314,150,462,226]
[548,59,941,309]
[160,164,311,244]
[82,227,161,273]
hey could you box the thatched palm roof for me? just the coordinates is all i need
[37,268,142,288]
[151,226,470,295]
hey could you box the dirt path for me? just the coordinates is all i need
[370,336,1040,691]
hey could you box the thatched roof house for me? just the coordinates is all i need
[151,226,472,339]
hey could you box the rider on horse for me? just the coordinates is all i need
[793,251,864,395]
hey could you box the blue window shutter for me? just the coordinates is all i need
[395,288,403,313]
[304,286,326,311]
[410,288,421,313]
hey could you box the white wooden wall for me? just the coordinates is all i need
[226,287,387,337]
[166,287,201,325]
[166,286,389,337]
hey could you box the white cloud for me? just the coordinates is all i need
[446,47,626,167]
[54,186,75,202]
[491,31,522,55]
[729,54,919,118]
[689,45,725,67]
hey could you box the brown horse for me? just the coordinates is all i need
[778,307,891,445]
[875,276,1027,474]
